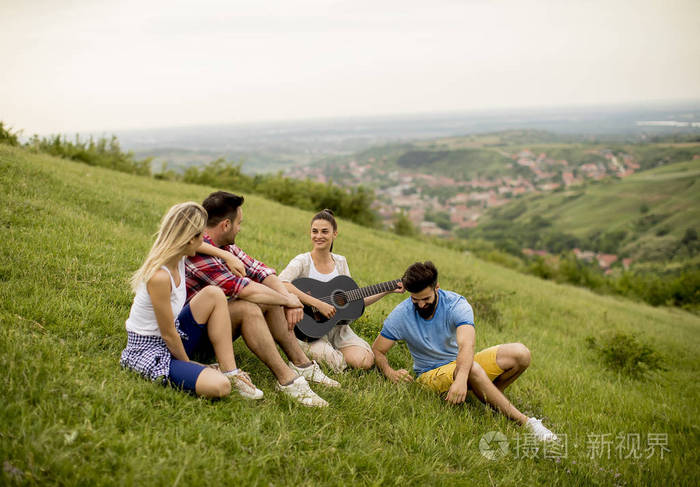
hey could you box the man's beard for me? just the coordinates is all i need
[414,292,438,319]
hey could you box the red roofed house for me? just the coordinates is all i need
[596,254,618,269]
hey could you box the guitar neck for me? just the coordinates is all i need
[345,279,401,302]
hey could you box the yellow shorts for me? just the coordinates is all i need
[416,345,504,395]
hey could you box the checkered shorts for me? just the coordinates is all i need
[119,328,185,383]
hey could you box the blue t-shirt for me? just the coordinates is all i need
[380,289,475,375]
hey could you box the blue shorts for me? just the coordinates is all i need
[168,359,206,392]
[168,304,208,392]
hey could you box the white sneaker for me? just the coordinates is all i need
[275,376,328,407]
[525,417,558,442]
[289,361,340,388]
[225,369,264,400]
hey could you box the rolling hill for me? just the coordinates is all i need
[475,158,700,264]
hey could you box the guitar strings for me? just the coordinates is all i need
[311,280,401,306]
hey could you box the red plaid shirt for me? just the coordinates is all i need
[185,235,276,301]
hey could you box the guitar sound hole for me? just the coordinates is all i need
[331,291,348,308]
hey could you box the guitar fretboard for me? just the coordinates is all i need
[342,279,401,303]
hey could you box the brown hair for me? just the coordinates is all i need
[202,191,245,227]
[402,261,438,293]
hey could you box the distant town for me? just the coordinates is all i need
[286,148,641,232]
[285,147,650,272]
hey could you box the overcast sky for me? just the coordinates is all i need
[1,0,699,134]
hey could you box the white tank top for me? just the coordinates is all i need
[308,258,339,283]
[125,258,187,336]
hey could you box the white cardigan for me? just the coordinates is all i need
[279,252,351,282]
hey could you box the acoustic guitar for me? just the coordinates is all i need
[292,275,401,341]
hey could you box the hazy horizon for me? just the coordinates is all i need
[2,0,700,135]
[84,98,700,133]
[10,99,700,139]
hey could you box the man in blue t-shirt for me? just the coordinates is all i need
[372,261,558,441]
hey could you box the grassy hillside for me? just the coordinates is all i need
[1,144,699,486]
[478,158,700,263]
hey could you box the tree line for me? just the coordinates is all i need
[0,123,377,227]
[179,158,377,227]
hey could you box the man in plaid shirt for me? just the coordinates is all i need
[186,236,278,301]
[185,191,339,407]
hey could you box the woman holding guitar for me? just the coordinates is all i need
[279,209,403,372]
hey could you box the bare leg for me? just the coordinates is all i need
[194,368,232,399]
[468,361,528,425]
[189,286,236,372]
[492,343,531,392]
[258,303,311,367]
[228,300,296,385]
[340,345,374,370]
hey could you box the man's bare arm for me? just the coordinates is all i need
[372,334,413,383]
[263,274,296,298]
[262,275,303,328]
[445,324,475,404]
[237,281,300,307]
[363,282,405,307]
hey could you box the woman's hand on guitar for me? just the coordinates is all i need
[392,282,405,294]
[316,300,336,319]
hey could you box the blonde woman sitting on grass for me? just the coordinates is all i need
[120,202,262,400]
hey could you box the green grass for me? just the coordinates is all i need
[1,144,699,486]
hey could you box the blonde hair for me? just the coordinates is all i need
[130,202,207,291]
